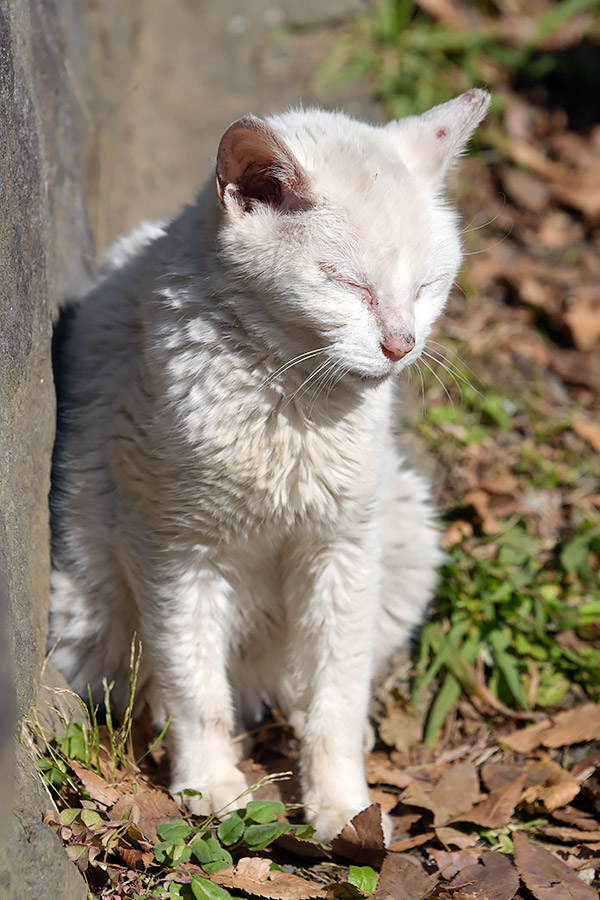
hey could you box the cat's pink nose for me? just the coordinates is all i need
[381,334,415,361]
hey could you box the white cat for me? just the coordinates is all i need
[50,90,490,843]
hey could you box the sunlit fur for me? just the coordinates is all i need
[50,91,490,843]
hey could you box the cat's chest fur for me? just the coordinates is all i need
[147,339,390,535]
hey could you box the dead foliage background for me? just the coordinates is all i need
[31,1,600,898]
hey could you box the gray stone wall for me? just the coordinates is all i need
[0,1,90,896]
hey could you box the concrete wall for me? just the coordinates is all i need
[0,1,91,896]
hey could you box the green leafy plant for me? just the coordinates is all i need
[31,638,172,797]
[151,799,326,873]
[319,0,600,119]
[413,523,600,744]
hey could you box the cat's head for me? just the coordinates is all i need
[214,90,490,384]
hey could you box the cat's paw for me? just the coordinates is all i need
[171,768,250,817]
[308,806,392,846]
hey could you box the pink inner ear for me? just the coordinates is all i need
[216,117,312,213]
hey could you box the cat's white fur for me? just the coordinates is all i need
[50,90,490,842]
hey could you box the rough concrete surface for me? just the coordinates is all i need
[77,0,379,248]
[1,0,93,896]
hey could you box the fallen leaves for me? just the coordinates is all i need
[68,759,122,807]
[212,858,328,900]
[376,853,436,900]
[378,692,423,754]
[503,704,600,753]
[110,786,183,843]
[330,805,387,868]
[449,851,519,900]
[571,419,600,453]
[512,833,598,900]
[448,773,527,829]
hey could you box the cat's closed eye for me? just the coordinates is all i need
[416,275,449,300]
[347,281,377,308]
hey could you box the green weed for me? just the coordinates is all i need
[413,521,600,744]
[319,0,600,118]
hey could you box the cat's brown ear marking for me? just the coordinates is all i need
[390,89,491,185]
[216,117,313,214]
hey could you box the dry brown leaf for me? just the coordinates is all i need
[429,762,480,819]
[540,826,600,843]
[430,848,481,879]
[552,173,600,222]
[378,698,422,754]
[377,853,437,900]
[368,788,399,814]
[391,812,422,833]
[119,843,154,870]
[501,167,550,213]
[388,832,434,852]
[538,211,584,249]
[551,807,600,831]
[109,788,183,843]
[401,782,449,825]
[464,489,500,535]
[513,832,598,900]
[496,134,565,181]
[520,758,581,812]
[330,804,386,868]
[503,704,600,753]
[483,757,579,815]
[450,851,519,900]
[435,826,480,850]
[449,773,527,828]
[442,520,474,549]
[480,761,528,791]
[212,857,328,899]
[479,474,519,496]
[69,760,123,807]
[572,418,600,453]
[365,756,415,790]
[552,350,600,392]
[275,832,331,859]
[572,753,600,779]
[564,286,600,351]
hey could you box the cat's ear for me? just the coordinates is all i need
[388,89,491,186]
[216,116,312,215]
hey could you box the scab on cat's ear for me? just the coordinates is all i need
[386,88,491,186]
[216,116,313,214]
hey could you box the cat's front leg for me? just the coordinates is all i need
[284,531,390,844]
[136,563,249,817]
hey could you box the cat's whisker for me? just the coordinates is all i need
[460,193,506,235]
[428,338,473,371]
[321,361,350,412]
[424,346,473,387]
[413,361,427,415]
[282,357,335,411]
[260,346,328,388]
[426,340,483,398]
[422,349,466,400]
[462,219,513,256]
[451,279,470,303]
[306,359,341,417]
[419,357,454,407]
